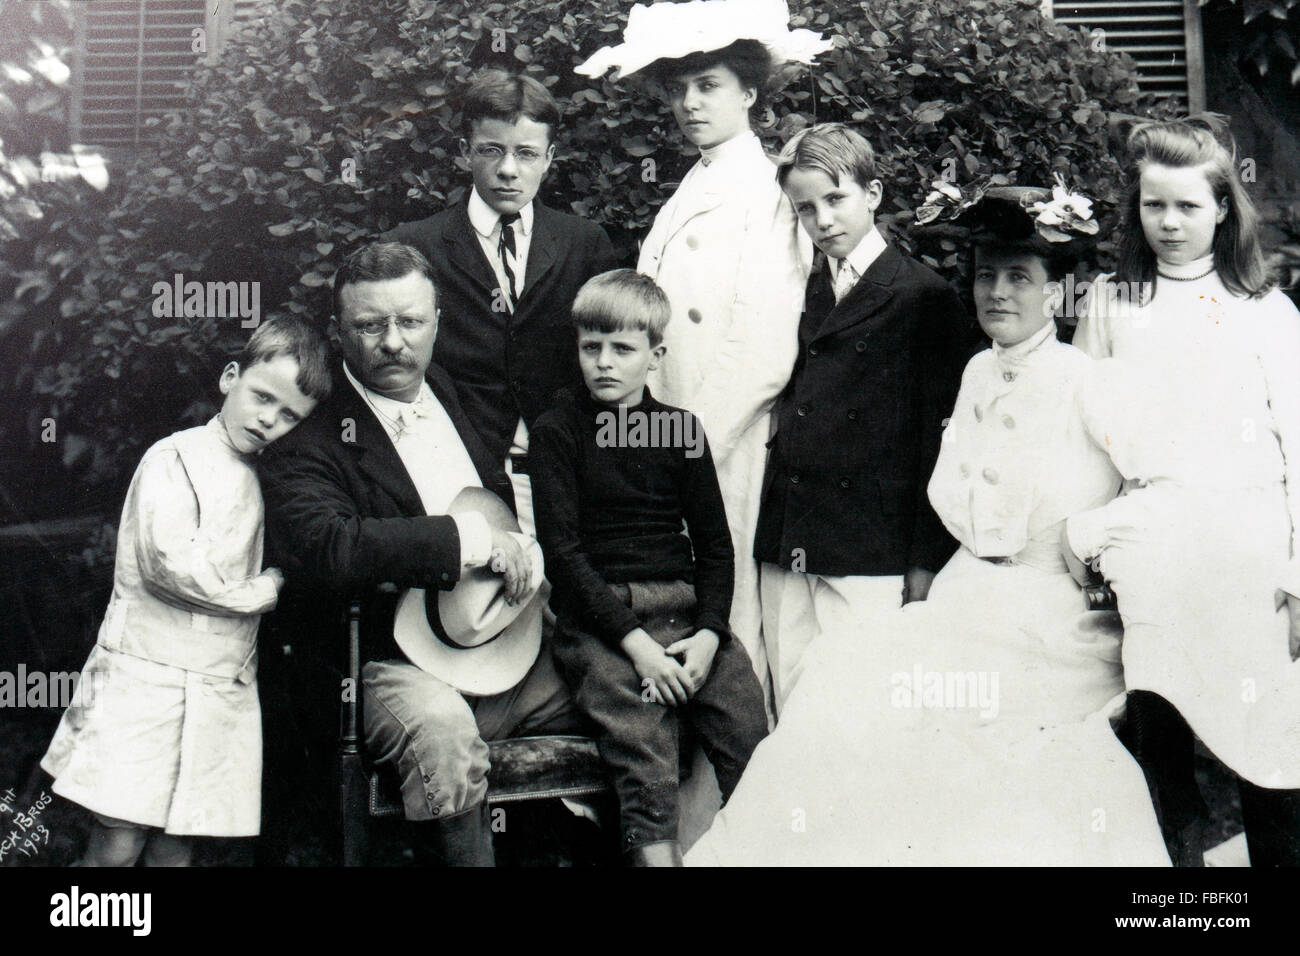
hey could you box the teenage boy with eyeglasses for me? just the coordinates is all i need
[383,69,619,536]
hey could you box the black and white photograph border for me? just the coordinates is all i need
[1,0,1298,927]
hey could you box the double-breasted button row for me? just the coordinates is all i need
[973,404,1016,431]
[956,463,999,485]
[796,404,809,417]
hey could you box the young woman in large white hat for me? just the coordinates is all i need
[577,0,832,732]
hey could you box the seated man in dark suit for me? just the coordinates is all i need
[258,242,582,866]
[383,69,618,536]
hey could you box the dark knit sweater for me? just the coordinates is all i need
[530,387,734,645]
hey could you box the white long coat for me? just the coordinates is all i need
[638,131,811,703]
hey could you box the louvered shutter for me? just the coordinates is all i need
[72,0,263,151]
[1047,0,1207,110]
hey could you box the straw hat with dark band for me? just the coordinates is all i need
[393,486,546,697]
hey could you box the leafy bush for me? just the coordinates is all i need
[1,0,1164,517]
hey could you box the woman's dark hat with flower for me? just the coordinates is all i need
[911,175,1100,256]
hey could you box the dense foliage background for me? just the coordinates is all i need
[0,0,1169,526]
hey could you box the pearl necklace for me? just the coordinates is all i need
[1157,267,1215,282]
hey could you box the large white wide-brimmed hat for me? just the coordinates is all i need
[393,486,546,697]
[575,0,833,80]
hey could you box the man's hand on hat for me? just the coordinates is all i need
[487,527,533,606]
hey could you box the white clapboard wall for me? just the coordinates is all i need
[1045,0,1207,110]
[71,0,266,150]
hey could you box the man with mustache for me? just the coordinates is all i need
[258,242,583,866]
[383,69,618,536]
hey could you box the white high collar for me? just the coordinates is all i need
[699,129,758,167]
[1156,252,1215,280]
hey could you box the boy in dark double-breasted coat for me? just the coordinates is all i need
[754,123,975,712]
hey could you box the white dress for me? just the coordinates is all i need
[1070,262,1300,788]
[686,327,1171,865]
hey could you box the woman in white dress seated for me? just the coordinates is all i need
[685,186,1171,866]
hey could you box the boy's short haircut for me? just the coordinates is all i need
[775,122,879,191]
[460,69,562,142]
[239,315,333,402]
[571,269,671,348]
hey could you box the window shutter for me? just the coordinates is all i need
[71,0,264,151]
[1046,0,1206,110]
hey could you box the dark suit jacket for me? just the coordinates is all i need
[383,200,618,466]
[258,361,513,669]
[753,243,973,576]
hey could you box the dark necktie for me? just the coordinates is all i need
[498,212,520,312]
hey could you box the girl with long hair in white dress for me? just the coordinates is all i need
[1070,118,1300,866]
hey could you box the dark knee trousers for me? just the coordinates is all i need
[552,583,768,852]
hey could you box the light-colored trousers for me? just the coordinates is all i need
[362,648,578,820]
[760,563,905,716]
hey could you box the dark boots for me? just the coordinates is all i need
[414,801,495,867]
[625,840,683,866]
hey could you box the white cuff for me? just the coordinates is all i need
[453,511,493,569]
[252,573,280,610]
[1065,509,1110,564]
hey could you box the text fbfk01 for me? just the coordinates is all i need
[50,887,151,937]
[595,405,704,459]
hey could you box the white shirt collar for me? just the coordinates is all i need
[699,129,758,167]
[342,361,436,439]
[467,187,534,240]
[836,226,887,282]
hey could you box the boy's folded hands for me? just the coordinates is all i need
[665,629,720,694]
[622,627,706,706]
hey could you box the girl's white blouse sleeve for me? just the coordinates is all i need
[1071,273,1116,360]
[1258,291,1300,598]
